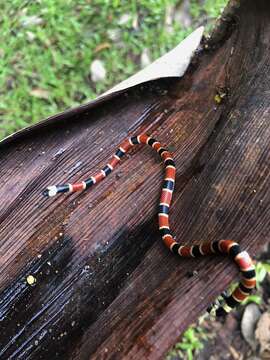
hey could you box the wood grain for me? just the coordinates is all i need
[0,0,269,358]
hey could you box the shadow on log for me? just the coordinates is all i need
[0,0,269,358]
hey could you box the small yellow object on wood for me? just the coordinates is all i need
[214,91,227,104]
[26,275,36,286]
[214,94,222,104]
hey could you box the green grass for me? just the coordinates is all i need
[167,320,211,360]
[190,0,227,19]
[0,0,227,139]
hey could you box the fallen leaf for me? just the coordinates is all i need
[29,88,50,100]
[94,43,111,53]
[140,48,151,68]
[118,13,131,25]
[255,312,270,359]
[90,60,106,82]
[241,303,261,349]
[228,345,241,360]
[21,16,43,27]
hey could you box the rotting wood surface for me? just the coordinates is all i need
[0,0,270,359]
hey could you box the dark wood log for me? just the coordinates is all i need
[0,0,269,358]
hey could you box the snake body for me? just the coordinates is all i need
[44,133,256,316]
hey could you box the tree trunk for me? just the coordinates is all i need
[0,0,269,359]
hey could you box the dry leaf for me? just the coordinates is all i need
[21,16,43,27]
[241,303,261,349]
[94,43,111,53]
[29,88,50,100]
[255,312,270,359]
[90,60,106,82]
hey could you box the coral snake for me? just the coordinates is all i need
[43,133,256,316]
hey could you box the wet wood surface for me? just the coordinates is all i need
[0,0,269,358]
